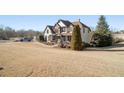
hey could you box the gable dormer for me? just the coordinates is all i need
[54,19,74,33]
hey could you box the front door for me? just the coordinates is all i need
[68,36,71,42]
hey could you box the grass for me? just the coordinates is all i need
[0,42,124,77]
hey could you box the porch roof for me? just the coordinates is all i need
[61,33,72,36]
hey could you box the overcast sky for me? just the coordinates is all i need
[0,15,123,31]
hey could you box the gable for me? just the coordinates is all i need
[72,21,91,33]
[55,20,72,27]
[58,21,66,27]
[44,27,53,34]
[54,23,60,29]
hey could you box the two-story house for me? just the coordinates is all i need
[44,19,91,44]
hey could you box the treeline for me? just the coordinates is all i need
[0,26,41,40]
[113,30,124,34]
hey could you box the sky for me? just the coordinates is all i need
[0,15,123,32]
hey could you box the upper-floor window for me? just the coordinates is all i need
[47,30,49,33]
[83,28,85,33]
[61,27,66,32]
[85,28,89,33]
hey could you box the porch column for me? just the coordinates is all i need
[65,35,68,42]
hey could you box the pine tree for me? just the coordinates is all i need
[71,25,83,50]
[96,15,110,35]
[91,15,113,47]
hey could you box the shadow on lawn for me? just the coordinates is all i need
[85,49,124,52]
[86,43,124,52]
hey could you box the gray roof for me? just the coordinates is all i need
[59,19,73,27]
[72,21,91,31]
[47,25,54,31]
[44,25,55,33]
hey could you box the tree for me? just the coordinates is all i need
[71,25,83,50]
[0,30,8,40]
[5,27,17,38]
[96,15,110,35]
[39,34,44,42]
[0,25,41,40]
[91,15,112,47]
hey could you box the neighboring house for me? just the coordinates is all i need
[44,19,92,44]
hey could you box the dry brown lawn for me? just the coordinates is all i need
[0,42,124,77]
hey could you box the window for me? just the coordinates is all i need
[62,36,66,41]
[52,36,55,40]
[61,27,66,32]
[83,28,85,33]
[47,30,49,33]
[85,28,89,33]
[68,36,71,41]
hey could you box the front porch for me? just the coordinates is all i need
[46,33,72,48]
[57,32,72,43]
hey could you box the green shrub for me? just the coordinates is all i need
[90,33,112,47]
[38,34,44,42]
[71,25,84,50]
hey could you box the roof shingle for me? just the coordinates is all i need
[59,19,73,27]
